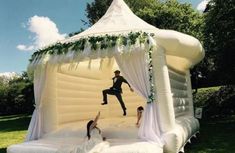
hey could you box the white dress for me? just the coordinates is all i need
[57,128,109,153]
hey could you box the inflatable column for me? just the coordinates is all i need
[152,46,175,132]
[186,70,194,116]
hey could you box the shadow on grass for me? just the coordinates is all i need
[0,148,6,153]
[0,115,31,132]
[185,117,235,153]
[0,115,24,120]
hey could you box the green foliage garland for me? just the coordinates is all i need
[147,46,155,103]
[29,32,150,63]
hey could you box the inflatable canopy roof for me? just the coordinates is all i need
[29,0,204,72]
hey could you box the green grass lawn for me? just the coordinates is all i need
[0,115,31,153]
[0,115,235,153]
[185,116,235,153]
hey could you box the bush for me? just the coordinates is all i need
[193,86,220,107]
[194,86,235,118]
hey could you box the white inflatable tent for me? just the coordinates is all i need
[8,0,204,153]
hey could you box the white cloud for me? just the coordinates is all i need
[0,72,17,77]
[17,15,66,51]
[16,44,34,51]
[197,0,209,12]
[0,72,19,81]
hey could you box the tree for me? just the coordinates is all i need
[68,28,84,37]
[85,0,204,40]
[203,0,235,85]
[86,0,158,25]
[85,0,112,25]
[0,72,34,115]
[0,77,9,114]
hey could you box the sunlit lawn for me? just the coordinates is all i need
[0,115,30,153]
[0,115,235,153]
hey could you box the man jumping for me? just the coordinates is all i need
[101,70,134,116]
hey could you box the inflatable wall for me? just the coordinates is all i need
[42,58,145,134]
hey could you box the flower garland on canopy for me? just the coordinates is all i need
[29,32,150,63]
[147,46,155,103]
[29,31,156,103]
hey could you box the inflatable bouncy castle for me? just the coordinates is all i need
[8,0,204,153]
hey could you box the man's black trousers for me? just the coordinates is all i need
[102,89,126,112]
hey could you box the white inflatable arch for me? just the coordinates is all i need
[8,0,204,153]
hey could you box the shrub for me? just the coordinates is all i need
[194,85,235,118]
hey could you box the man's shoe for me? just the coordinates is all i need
[123,111,127,116]
[101,102,107,105]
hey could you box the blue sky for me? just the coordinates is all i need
[0,0,205,73]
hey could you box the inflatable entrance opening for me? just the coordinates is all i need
[41,57,146,130]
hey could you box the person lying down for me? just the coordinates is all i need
[56,112,109,153]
